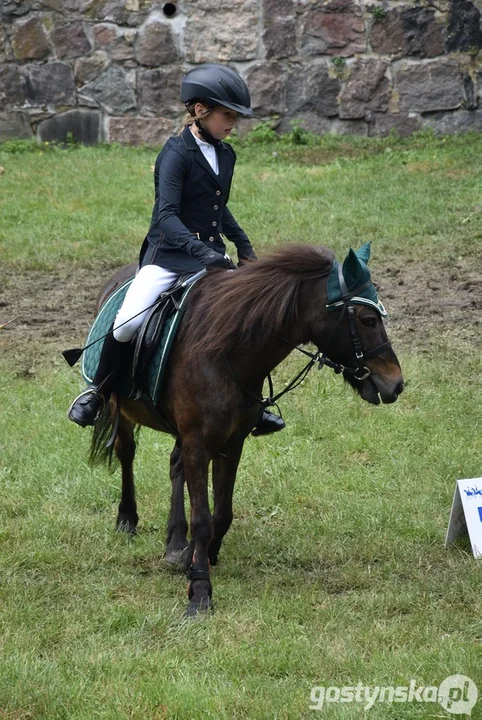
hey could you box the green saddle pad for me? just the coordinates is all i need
[81,277,197,405]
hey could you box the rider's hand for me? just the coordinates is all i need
[202,251,236,270]
[237,250,257,267]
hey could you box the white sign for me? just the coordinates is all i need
[445,478,482,559]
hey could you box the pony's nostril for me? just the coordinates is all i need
[396,382,405,395]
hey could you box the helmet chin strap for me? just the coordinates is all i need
[194,118,220,147]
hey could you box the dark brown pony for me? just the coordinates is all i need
[89,245,404,615]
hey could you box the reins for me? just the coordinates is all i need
[227,351,321,415]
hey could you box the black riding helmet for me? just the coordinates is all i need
[181,64,254,117]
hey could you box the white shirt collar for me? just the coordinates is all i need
[190,127,212,148]
[190,127,219,175]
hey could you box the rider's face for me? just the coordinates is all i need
[196,104,238,140]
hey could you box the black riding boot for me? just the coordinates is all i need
[251,409,286,436]
[67,331,129,427]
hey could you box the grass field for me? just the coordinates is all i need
[0,130,481,719]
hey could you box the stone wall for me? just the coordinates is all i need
[1,0,481,143]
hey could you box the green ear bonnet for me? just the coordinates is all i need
[326,242,387,317]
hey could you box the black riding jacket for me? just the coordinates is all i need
[139,125,255,273]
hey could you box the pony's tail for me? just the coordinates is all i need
[89,402,117,469]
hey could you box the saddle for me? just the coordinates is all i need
[130,273,192,400]
[81,272,202,407]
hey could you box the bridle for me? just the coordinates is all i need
[227,267,393,412]
[294,263,392,381]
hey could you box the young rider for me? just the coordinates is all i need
[68,63,285,436]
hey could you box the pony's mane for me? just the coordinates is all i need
[180,244,334,359]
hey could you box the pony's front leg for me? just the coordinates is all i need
[165,439,190,567]
[115,414,138,534]
[183,439,213,616]
[210,435,245,567]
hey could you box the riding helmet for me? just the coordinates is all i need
[181,64,254,117]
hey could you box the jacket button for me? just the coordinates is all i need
[212,221,217,227]
[209,236,214,242]
[216,190,221,195]
[213,204,219,210]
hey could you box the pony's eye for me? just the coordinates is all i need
[361,317,377,327]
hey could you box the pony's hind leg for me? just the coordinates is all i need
[115,415,138,534]
[165,439,190,567]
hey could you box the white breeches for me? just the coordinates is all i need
[113,264,180,342]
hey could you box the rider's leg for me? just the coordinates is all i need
[67,330,128,427]
[68,265,179,427]
[112,265,179,343]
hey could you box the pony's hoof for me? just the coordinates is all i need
[184,596,213,618]
[116,516,137,535]
[165,546,190,567]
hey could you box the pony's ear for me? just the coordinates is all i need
[355,242,371,265]
[342,248,366,289]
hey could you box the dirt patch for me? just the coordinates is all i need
[375,255,481,353]
[0,256,480,374]
[0,262,120,374]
